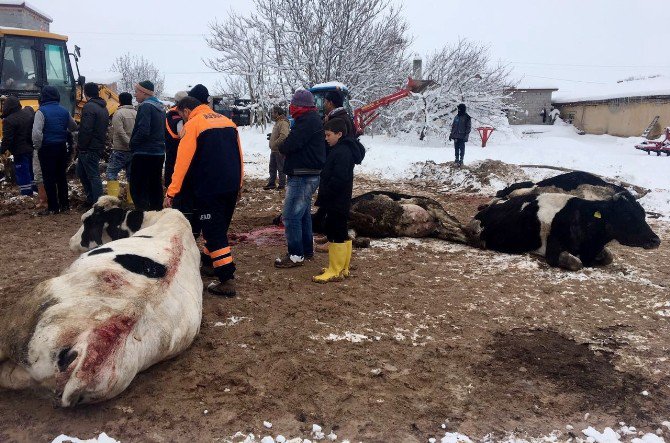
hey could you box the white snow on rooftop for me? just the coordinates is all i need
[311,81,349,90]
[0,1,53,21]
[554,75,670,103]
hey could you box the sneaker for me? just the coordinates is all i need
[207,280,236,297]
[60,206,71,214]
[274,254,304,268]
[263,183,276,190]
[304,253,314,261]
[37,209,58,216]
[276,185,285,190]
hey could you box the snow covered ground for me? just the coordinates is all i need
[239,120,670,218]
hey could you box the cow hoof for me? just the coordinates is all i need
[594,248,614,266]
[558,252,583,271]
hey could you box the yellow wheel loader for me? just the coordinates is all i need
[0,27,119,183]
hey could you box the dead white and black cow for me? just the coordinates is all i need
[70,196,162,252]
[313,191,468,243]
[466,191,661,270]
[0,208,202,406]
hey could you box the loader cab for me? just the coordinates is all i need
[309,82,353,119]
[0,28,76,115]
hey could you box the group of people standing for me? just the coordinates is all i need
[270,88,365,284]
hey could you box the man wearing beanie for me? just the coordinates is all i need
[77,82,109,207]
[106,92,136,198]
[274,88,326,268]
[188,84,209,105]
[129,80,166,210]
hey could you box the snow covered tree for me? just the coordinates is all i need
[389,39,513,141]
[206,0,411,108]
[111,53,165,98]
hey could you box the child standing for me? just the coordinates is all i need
[313,119,365,283]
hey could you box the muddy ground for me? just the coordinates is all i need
[1,176,669,443]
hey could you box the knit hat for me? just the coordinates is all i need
[324,90,344,108]
[119,92,133,106]
[174,90,188,102]
[291,88,315,107]
[188,84,209,104]
[457,103,467,113]
[84,82,99,98]
[136,80,155,96]
[1,95,20,118]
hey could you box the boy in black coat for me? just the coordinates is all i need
[313,119,365,283]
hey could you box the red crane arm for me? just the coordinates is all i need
[353,87,411,135]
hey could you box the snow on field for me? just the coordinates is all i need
[238,120,670,217]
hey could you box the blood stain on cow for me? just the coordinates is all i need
[99,270,128,290]
[79,315,137,383]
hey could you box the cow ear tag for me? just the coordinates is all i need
[594,211,602,219]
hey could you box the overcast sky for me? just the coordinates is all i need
[26,0,670,96]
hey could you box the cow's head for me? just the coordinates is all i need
[603,192,661,249]
[69,196,144,252]
[51,313,139,407]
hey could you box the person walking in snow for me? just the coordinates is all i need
[129,80,166,211]
[449,103,471,167]
[106,92,136,199]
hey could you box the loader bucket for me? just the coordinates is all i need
[408,78,436,94]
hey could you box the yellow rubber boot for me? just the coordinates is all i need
[342,240,352,278]
[313,242,347,283]
[126,183,134,204]
[107,180,120,197]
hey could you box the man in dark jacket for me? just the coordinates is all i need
[323,90,354,138]
[275,89,326,268]
[1,95,34,196]
[164,95,243,297]
[449,103,472,167]
[130,80,166,211]
[77,82,109,206]
[32,86,77,214]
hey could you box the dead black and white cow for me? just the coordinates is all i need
[70,196,161,252]
[466,192,660,270]
[0,208,202,406]
[345,191,467,243]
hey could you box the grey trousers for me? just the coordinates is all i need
[268,151,286,186]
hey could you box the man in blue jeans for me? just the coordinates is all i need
[448,103,471,167]
[275,89,326,268]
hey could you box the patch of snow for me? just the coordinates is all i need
[51,434,120,443]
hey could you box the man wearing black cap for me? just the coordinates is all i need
[129,80,166,210]
[76,82,109,207]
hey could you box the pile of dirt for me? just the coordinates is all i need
[410,159,529,194]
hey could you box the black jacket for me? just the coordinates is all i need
[1,96,34,156]
[78,97,109,151]
[316,136,365,212]
[279,110,326,175]
[449,112,472,142]
[130,97,166,155]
